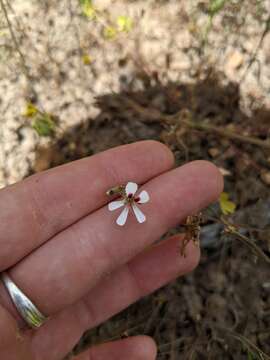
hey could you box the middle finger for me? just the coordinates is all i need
[2,161,222,318]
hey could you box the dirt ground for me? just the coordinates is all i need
[0,0,270,359]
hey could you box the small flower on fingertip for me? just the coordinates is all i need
[107,182,150,226]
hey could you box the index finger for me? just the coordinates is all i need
[0,141,174,270]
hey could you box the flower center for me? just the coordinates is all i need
[126,193,140,203]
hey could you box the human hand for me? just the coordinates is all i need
[0,141,223,360]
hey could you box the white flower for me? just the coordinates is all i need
[108,182,150,226]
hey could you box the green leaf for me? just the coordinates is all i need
[117,15,133,32]
[80,0,96,19]
[209,0,227,16]
[247,350,256,360]
[219,192,236,215]
[32,114,56,137]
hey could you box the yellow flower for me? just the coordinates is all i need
[219,192,236,215]
[103,26,117,40]
[82,54,92,65]
[117,16,133,33]
[23,102,39,117]
[80,0,96,19]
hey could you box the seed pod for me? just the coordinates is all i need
[106,185,125,197]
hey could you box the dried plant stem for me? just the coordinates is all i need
[0,0,36,96]
[221,217,270,265]
[0,0,26,71]
[218,327,270,360]
[118,96,270,150]
[179,117,270,150]
[240,15,270,83]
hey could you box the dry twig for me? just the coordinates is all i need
[106,95,270,150]
[0,0,36,97]
[221,216,270,265]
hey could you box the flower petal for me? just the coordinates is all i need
[137,190,149,204]
[108,200,125,211]
[116,206,129,226]
[125,182,138,196]
[132,204,146,223]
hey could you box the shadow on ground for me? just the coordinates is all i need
[31,70,270,359]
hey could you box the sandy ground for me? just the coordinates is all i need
[0,0,269,187]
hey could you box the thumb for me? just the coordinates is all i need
[73,335,157,360]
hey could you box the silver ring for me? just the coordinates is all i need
[1,271,47,329]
